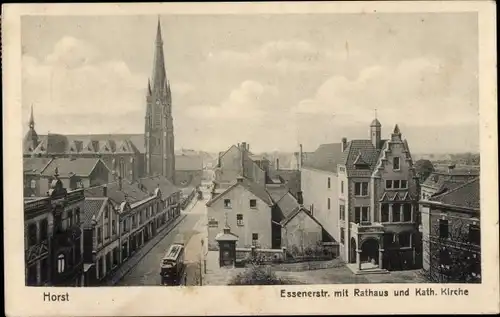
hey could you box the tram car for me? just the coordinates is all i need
[160,236,187,286]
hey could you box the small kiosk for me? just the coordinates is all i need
[215,225,239,268]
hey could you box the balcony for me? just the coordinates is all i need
[350,222,385,235]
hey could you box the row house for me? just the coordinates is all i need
[23,157,111,197]
[24,170,85,286]
[83,175,181,285]
[206,176,328,254]
[301,118,421,272]
[419,177,480,283]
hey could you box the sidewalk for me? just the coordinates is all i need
[106,200,199,286]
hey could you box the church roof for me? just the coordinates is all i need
[41,157,109,178]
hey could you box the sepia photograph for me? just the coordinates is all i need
[3,1,498,316]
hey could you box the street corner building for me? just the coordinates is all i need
[419,177,481,283]
[301,118,422,274]
[24,170,85,286]
[23,18,176,185]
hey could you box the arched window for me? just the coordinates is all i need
[57,254,65,273]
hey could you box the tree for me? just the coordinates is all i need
[414,159,435,183]
[423,217,481,283]
[228,265,295,285]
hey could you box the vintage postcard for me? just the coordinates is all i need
[2,1,499,316]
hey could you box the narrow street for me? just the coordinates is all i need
[116,191,209,286]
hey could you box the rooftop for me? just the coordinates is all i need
[429,177,480,211]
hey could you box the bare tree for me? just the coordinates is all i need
[423,218,481,283]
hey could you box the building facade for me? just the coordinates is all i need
[419,178,480,282]
[23,19,175,183]
[175,154,203,188]
[24,173,85,286]
[301,119,421,272]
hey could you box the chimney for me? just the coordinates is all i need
[118,176,123,191]
[297,191,303,205]
[341,137,347,152]
[102,184,107,197]
[275,158,280,170]
[241,142,247,152]
[448,164,456,174]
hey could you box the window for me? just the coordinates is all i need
[354,207,361,224]
[439,219,449,239]
[249,199,257,208]
[40,219,48,241]
[403,204,412,222]
[381,204,389,222]
[439,248,451,269]
[339,205,345,220]
[361,207,369,222]
[40,258,48,283]
[386,180,392,189]
[27,223,37,247]
[75,239,81,262]
[469,224,480,245]
[75,208,80,225]
[393,180,400,189]
[105,208,109,219]
[30,179,37,189]
[97,227,103,244]
[392,204,401,222]
[340,228,345,245]
[399,232,411,247]
[327,198,331,210]
[327,177,331,189]
[68,210,73,227]
[340,181,344,194]
[237,214,244,226]
[57,254,65,273]
[208,218,219,228]
[224,199,232,209]
[393,157,400,170]
[98,257,103,279]
[354,182,368,196]
[112,220,116,234]
[401,180,408,189]
[113,248,119,267]
[252,233,259,244]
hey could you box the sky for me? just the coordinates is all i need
[21,13,479,154]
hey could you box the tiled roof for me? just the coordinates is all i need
[175,154,203,171]
[266,186,290,202]
[280,205,322,227]
[206,177,273,207]
[429,177,480,210]
[82,198,107,228]
[41,158,108,178]
[29,134,145,155]
[267,169,301,196]
[23,157,52,174]
[422,170,479,191]
[302,143,343,173]
[276,193,300,219]
[85,181,151,204]
[137,175,180,198]
[340,139,384,177]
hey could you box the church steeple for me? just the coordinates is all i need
[151,17,166,92]
[29,104,35,130]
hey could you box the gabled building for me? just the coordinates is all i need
[301,118,421,272]
[175,154,203,188]
[419,177,480,282]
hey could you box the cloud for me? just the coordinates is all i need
[206,40,358,72]
[292,57,478,126]
[185,80,278,119]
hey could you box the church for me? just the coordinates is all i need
[23,19,176,184]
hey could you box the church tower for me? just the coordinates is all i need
[145,18,175,182]
[24,105,39,154]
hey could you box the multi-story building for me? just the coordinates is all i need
[24,157,111,197]
[206,176,325,252]
[420,165,479,201]
[175,154,203,188]
[23,19,176,183]
[419,177,480,282]
[83,175,181,284]
[24,170,85,286]
[301,119,421,272]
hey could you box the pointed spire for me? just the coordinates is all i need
[151,17,167,92]
[393,124,401,134]
[29,104,35,129]
[147,78,152,96]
